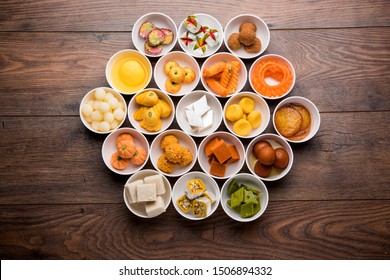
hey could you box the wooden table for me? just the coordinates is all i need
[1,0,389,260]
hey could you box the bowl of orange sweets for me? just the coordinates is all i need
[154,51,200,97]
[128,88,175,135]
[249,54,296,100]
[223,91,270,138]
[102,127,149,175]
[200,52,247,98]
[198,131,245,179]
[150,129,197,177]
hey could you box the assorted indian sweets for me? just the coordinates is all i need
[138,21,174,55]
[157,134,193,174]
[274,103,312,141]
[125,173,167,217]
[180,15,220,56]
[251,55,294,98]
[228,22,262,53]
[225,96,262,136]
[251,139,289,178]
[203,60,240,96]
[226,179,261,218]
[176,178,216,218]
[163,60,196,94]
[81,88,125,132]
[110,133,147,170]
[133,90,172,132]
[204,137,240,177]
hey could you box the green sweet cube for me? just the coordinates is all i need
[240,202,255,218]
[228,179,240,195]
[230,187,244,208]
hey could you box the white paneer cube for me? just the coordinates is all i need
[144,174,166,195]
[124,179,143,204]
[145,196,166,217]
[185,110,203,128]
[136,183,157,202]
[192,95,209,116]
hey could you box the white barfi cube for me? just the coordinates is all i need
[145,196,166,217]
[136,183,157,202]
[124,179,143,204]
[144,174,166,195]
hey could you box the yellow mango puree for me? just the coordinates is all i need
[111,56,149,93]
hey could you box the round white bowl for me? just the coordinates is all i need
[131,12,177,57]
[105,49,152,95]
[198,131,245,179]
[154,51,201,97]
[224,14,270,59]
[128,88,175,135]
[102,127,149,175]
[123,169,172,218]
[249,54,296,100]
[273,96,321,143]
[246,133,293,181]
[150,129,197,177]
[178,13,224,58]
[176,90,222,137]
[172,171,220,220]
[200,52,247,98]
[80,87,127,134]
[223,91,270,138]
[221,173,269,222]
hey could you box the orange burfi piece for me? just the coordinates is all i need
[209,158,227,177]
[211,139,232,164]
[205,137,220,158]
[226,144,240,163]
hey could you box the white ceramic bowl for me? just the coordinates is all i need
[246,133,293,181]
[128,88,175,135]
[172,171,220,220]
[123,169,172,218]
[224,14,270,59]
[249,54,296,100]
[176,90,222,137]
[131,13,177,57]
[150,129,197,177]
[178,13,224,58]
[200,52,247,98]
[273,96,321,143]
[102,127,149,175]
[80,87,127,134]
[154,51,201,97]
[221,173,269,222]
[198,131,245,179]
[223,91,270,138]
[106,49,152,95]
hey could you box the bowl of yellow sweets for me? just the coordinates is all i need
[128,88,175,135]
[223,91,270,138]
[106,49,152,95]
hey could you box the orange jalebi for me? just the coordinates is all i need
[251,57,294,97]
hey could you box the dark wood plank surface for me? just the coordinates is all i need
[0,0,389,260]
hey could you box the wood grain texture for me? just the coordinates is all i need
[0,201,388,260]
[0,0,389,31]
[0,28,389,116]
[1,112,389,204]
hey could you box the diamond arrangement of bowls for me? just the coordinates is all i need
[79,13,320,222]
